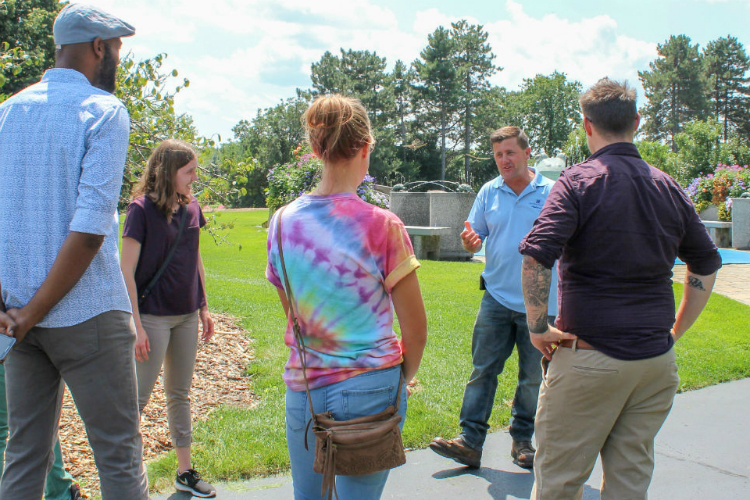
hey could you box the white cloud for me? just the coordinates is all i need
[485,2,656,95]
[82,0,660,139]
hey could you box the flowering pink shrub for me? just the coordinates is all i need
[685,164,750,221]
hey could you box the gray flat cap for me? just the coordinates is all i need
[53,3,135,46]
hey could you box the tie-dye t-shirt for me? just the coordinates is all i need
[266,193,420,391]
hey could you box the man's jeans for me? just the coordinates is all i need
[0,311,149,500]
[459,292,549,449]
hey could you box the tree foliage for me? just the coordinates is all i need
[0,42,39,100]
[563,124,590,166]
[515,71,582,156]
[222,91,310,207]
[639,35,708,149]
[310,49,411,184]
[704,35,750,140]
[450,20,497,183]
[0,0,61,96]
[414,26,460,180]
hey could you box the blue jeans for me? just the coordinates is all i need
[286,365,407,500]
[459,292,550,448]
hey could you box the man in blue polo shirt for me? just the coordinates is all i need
[430,126,560,469]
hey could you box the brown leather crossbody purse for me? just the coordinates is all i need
[275,206,406,500]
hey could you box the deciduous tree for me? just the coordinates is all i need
[519,71,582,156]
[0,0,61,95]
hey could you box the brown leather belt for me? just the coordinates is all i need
[559,339,596,350]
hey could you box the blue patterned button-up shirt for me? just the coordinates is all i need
[0,68,132,327]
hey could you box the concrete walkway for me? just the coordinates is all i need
[154,258,750,500]
[673,262,750,305]
[153,379,750,499]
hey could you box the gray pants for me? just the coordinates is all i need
[137,312,198,448]
[0,310,149,500]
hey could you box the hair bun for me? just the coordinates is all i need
[303,94,374,162]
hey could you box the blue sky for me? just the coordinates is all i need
[83,0,750,142]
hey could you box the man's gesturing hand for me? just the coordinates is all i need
[460,221,483,253]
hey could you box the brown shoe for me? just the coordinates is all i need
[511,440,535,469]
[429,436,481,468]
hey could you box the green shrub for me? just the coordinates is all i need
[265,144,389,212]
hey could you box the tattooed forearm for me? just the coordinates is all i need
[687,276,706,291]
[522,255,552,334]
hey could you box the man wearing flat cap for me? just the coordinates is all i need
[0,4,150,499]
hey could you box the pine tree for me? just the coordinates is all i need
[704,35,750,140]
[639,35,709,150]
[450,20,497,184]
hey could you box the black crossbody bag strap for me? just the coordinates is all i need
[138,205,189,307]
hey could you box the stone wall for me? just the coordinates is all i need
[390,192,476,260]
[732,198,750,250]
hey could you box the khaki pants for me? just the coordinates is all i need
[136,311,199,448]
[531,346,679,500]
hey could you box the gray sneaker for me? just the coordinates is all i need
[429,436,482,468]
[175,468,217,498]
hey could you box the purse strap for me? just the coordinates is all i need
[138,204,189,307]
[274,206,404,423]
[276,205,317,423]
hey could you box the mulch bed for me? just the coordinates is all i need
[57,313,257,497]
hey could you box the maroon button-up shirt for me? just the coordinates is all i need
[519,142,721,360]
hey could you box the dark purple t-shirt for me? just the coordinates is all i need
[122,195,207,316]
[519,142,722,360]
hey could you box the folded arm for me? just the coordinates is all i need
[7,231,103,341]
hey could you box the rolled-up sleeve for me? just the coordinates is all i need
[468,185,489,240]
[383,218,420,293]
[519,173,579,269]
[70,104,130,236]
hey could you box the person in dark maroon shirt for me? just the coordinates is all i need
[519,78,721,500]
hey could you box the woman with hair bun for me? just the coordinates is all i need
[266,95,428,499]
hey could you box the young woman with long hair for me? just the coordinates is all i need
[121,139,216,498]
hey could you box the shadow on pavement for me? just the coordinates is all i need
[433,466,601,500]
[158,493,192,500]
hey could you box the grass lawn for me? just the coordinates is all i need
[144,209,750,492]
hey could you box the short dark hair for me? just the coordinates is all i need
[489,126,529,150]
[579,78,638,135]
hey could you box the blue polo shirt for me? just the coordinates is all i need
[468,168,558,315]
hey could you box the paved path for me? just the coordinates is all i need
[673,261,750,305]
[153,379,750,499]
[154,255,750,500]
